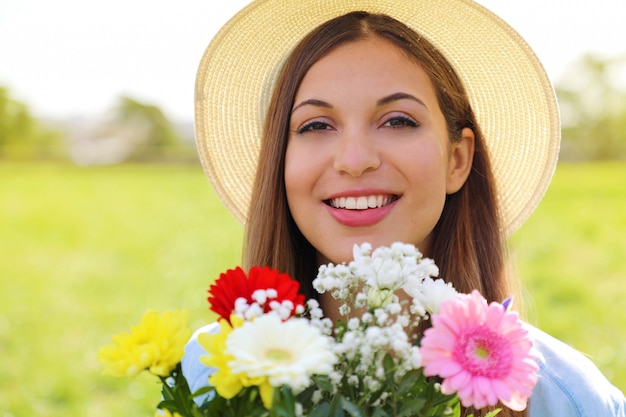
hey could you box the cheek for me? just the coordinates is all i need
[398,144,450,211]
[284,143,316,207]
[397,141,449,184]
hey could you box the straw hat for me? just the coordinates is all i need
[194,0,560,237]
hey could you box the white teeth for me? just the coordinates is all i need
[330,195,393,210]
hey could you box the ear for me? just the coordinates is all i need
[446,127,475,194]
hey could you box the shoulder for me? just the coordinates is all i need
[526,324,626,417]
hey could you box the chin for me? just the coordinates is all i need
[315,237,390,265]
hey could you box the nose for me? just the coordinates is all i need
[333,127,381,177]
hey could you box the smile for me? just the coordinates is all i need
[327,195,397,210]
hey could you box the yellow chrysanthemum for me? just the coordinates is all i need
[98,310,192,378]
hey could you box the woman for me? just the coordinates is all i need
[188,1,625,416]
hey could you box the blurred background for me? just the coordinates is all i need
[1,1,625,415]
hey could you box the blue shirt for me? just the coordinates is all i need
[182,323,626,416]
[525,325,625,416]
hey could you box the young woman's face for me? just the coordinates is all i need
[285,36,473,265]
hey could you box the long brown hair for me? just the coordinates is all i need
[244,12,523,417]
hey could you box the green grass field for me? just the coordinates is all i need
[0,161,624,416]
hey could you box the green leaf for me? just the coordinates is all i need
[156,399,178,411]
[428,391,458,407]
[295,383,316,405]
[192,385,215,398]
[371,407,390,417]
[310,402,331,417]
[396,370,420,396]
[398,398,426,417]
[155,364,208,417]
[271,386,297,417]
[449,402,461,417]
[340,397,363,417]
[382,354,395,375]
[312,374,335,392]
[329,394,346,417]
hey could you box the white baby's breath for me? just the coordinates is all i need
[295,402,303,417]
[305,242,453,409]
[347,317,360,331]
[361,312,373,323]
[354,292,368,308]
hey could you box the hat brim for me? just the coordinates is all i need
[194,0,560,237]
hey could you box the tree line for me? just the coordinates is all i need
[0,90,197,164]
[1,54,625,163]
[556,54,626,160]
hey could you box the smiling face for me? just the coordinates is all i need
[284,36,474,265]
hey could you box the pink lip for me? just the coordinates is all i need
[324,189,398,227]
[326,203,395,227]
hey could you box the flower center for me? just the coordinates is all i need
[454,325,513,378]
[265,348,292,363]
[475,346,489,359]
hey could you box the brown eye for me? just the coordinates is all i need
[383,116,418,128]
[298,121,332,134]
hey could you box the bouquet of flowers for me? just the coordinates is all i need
[99,242,538,417]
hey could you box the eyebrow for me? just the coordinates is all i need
[377,92,427,108]
[291,92,427,113]
[292,99,332,113]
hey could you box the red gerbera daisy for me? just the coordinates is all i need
[207,266,305,323]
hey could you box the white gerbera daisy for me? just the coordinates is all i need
[225,314,337,392]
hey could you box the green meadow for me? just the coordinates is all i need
[0,162,624,416]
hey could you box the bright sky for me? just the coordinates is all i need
[1,0,624,122]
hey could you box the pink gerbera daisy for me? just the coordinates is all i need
[420,290,538,411]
